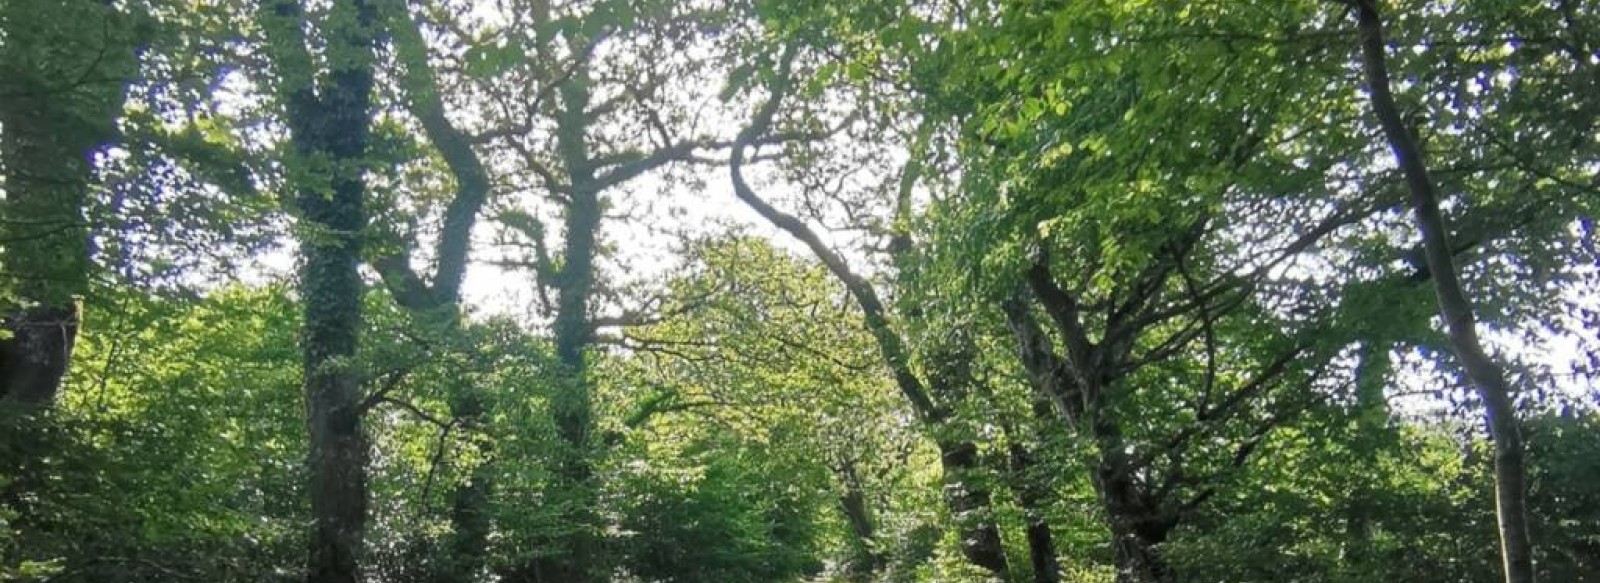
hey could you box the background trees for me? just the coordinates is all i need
[0,1,1595,583]
[0,0,141,406]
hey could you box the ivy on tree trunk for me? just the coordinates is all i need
[260,1,379,582]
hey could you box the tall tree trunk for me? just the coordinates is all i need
[262,1,378,582]
[1351,3,1536,582]
[0,0,136,407]
[518,64,605,583]
[1108,530,1170,583]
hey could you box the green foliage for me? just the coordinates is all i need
[1,1,1596,583]
[1166,412,1600,583]
[602,236,939,579]
[614,437,829,583]
[2,287,306,582]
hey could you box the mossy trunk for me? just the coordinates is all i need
[265,1,379,581]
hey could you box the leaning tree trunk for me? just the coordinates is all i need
[836,460,885,579]
[0,0,137,408]
[1351,3,1535,583]
[262,1,379,582]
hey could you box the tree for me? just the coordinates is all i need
[0,1,1595,582]
[0,0,141,407]
[730,50,1020,579]
[257,0,380,581]
[605,236,932,580]
[1348,1,1533,580]
[410,1,780,577]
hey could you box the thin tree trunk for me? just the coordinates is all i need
[0,0,137,408]
[836,460,884,579]
[1009,440,1061,583]
[262,1,379,582]
[1351,3,1535,582]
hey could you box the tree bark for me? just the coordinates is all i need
[937,439,1010,576]
[0,0,137,408]
[262,1,378,582]
[1002,296,1173,583]
[1352,3,1536,582]
[1097,455,1174,583]
[0,308,79,407]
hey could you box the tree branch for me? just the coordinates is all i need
[729,45,941,422]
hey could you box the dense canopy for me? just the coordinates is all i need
[1,0,1596,582]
